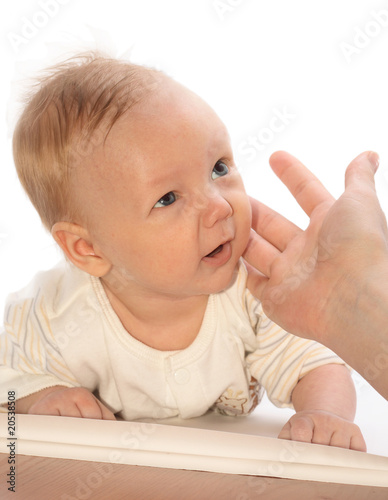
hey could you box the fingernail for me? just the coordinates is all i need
[368,151,380,172]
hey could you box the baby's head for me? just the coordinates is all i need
[13,53,159,231]
[13,54,252,297]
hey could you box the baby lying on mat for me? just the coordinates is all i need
[0,53,366,451]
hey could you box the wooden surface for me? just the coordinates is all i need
[0,453,387,499]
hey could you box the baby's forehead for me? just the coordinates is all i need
[112,78,229,146]
[76,77,230,184]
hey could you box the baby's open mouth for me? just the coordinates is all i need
[202,241,232,266]
[206,245,223,258]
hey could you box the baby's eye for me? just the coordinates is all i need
[153,192,176,208]
[211,160,229,180]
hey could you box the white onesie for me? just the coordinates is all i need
[0,259,344,420]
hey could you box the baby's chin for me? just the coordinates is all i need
[203,263,240,295]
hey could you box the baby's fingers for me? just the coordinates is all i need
[330,427,366,452]
[350,432,367,452]
[29,387,116,420]
[69,389,116,420]
[95,399,116,421]
[278,415,314,443]
[279,412,367,451]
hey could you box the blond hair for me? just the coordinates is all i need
[12,53,160,230]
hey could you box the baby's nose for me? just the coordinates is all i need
[200,190,233,228]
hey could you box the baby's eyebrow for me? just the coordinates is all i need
[207,124,232,158]
[140,170,180,204]
[143,167,177,189]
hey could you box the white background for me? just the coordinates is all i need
[1,0,388,455]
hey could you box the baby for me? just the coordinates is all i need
[0,54,366,451]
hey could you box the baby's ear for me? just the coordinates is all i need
[51,222,111,277]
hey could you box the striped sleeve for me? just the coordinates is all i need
[243,288,347,408]
[0,290,79,406]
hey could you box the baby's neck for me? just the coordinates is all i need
[101,280,209,351]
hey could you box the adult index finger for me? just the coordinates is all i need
[249,196,301,252]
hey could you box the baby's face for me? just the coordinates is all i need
[77,76,252,297]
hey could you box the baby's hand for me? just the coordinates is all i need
[278,410,366,452]
[27,386,116,420]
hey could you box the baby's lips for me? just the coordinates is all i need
[202,241,233,267]
[205,244,223,258]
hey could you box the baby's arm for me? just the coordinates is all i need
[278,364,366,451]
[15,386,116,420]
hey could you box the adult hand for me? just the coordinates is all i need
[243,151,388,397]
